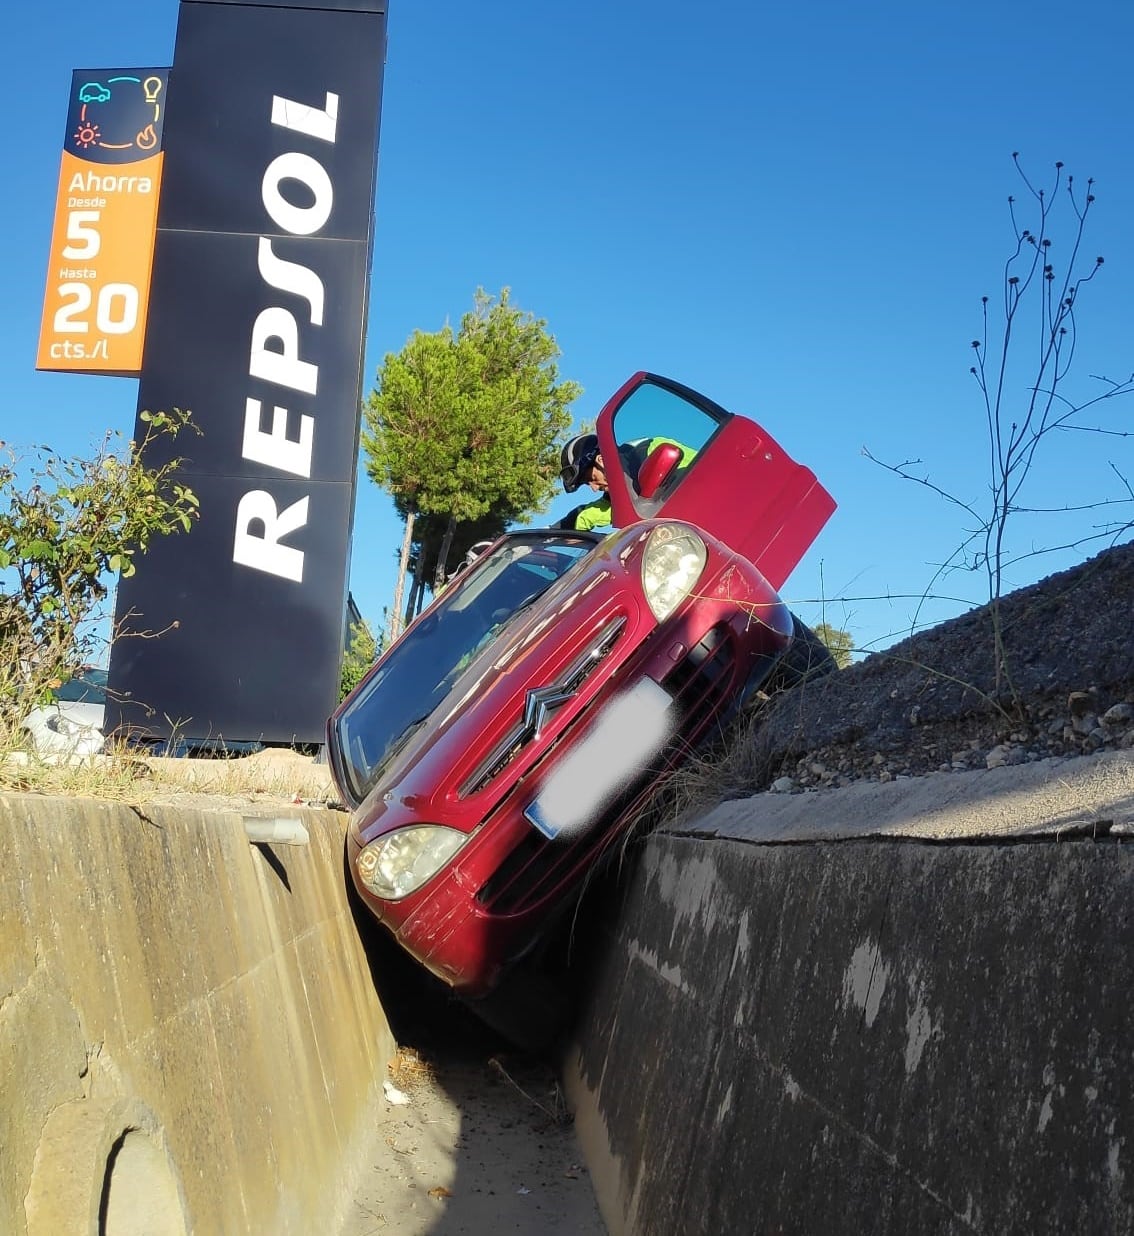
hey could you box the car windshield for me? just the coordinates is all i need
[333,532,597,806]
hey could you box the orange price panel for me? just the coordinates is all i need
[36,68,168,376]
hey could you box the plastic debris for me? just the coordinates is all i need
[382,1081,410,1105]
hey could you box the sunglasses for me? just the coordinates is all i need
[562,447,600,490]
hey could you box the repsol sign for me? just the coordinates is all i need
[234,91,340,585]
[106,0,387,745]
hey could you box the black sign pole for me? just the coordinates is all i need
[106,0,388,745]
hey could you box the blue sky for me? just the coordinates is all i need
[6,0,1133,658]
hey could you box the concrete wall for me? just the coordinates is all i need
[0,794,394,1236]
[565,752,1134,1235]
[8,754,1133,1234]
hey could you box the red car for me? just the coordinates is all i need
[328,373,835,1023]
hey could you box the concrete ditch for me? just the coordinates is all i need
[0,793,393,1236]
[563,749,1134,1235]
[5,748,1133,1234]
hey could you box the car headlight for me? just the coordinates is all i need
[641,525,707,621]
[355,825,467,900]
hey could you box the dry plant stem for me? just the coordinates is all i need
[864,157,1134,723]
[487,1056,567,1124]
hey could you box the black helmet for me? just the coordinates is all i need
[559,433,600,493]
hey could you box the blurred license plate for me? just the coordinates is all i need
[523,677,673,841]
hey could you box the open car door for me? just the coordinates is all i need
[594,372,835,592]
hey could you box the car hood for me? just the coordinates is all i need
[344,524,668,834]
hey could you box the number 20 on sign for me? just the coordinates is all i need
[36,68,168,376]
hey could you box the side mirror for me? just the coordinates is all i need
[636,441,683,499]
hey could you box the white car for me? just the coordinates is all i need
[22,668,108,758]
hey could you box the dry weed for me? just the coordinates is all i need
[0,745,154,802]
[388,1047,437,1090]
[0,732,337,809]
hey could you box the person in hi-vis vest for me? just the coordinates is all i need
[554,433,697,531]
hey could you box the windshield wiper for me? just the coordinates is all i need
[365,714,431,793]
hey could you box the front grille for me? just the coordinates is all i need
[459,616,626,797]
[661,624,734,734]
[476,624,739,915]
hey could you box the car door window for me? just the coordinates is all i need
[609,380,727,518]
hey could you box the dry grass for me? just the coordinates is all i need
[656,668,849,823]
[142,748,337,804]
[1,747,154,802]
[661,706,779,821]
[0,732,339,809]
[388,1046,438,1091]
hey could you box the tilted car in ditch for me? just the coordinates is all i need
[327,372,836,1029]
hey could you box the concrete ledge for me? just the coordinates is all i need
[683,749,1134,843]
[0,794,393,1236]
[566,753,1134,1234]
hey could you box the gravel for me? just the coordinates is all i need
[695,540,1134,801]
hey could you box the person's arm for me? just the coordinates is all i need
[554,495,613,531]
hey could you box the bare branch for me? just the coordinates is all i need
[865,156,1133,712]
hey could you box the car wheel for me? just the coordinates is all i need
[765,615,837,693]
[736,615,836,712]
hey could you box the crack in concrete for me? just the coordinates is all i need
[668,826,1130,849]
[752,1042,980,1231]
[0,938,47,1016]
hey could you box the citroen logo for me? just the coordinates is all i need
[522,684,575,740]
